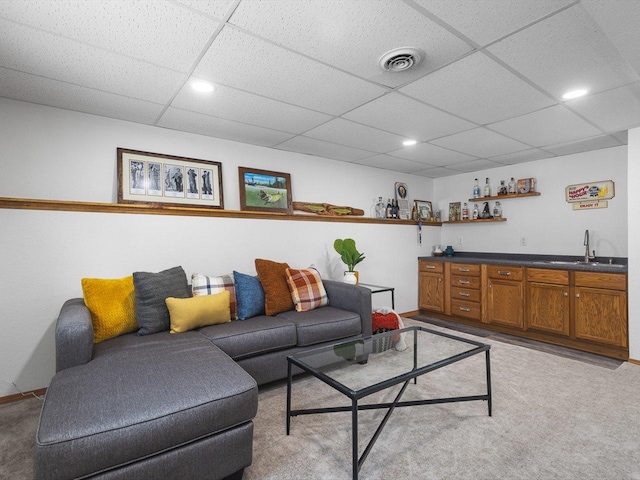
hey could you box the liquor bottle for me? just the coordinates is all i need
[392,200,399,219]
[483,177,491,197]
[411,203,418,221]
[472,203,479,220]
[375,197,385,219]
[493,201,502,218]
[508,177,517,194]
[498,180,508,195]
[473,178,480,199]
[386,199,392,218]
[462,202,469,220]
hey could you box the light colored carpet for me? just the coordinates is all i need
[2,319,640,480]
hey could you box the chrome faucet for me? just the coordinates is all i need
[584,229,596,263]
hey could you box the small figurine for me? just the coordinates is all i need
[480,201,493,219]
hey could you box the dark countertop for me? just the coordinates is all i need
[418,252,628,273]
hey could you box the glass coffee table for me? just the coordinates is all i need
[286,326,492,480]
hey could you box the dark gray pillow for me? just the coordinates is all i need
[133,266,190,335]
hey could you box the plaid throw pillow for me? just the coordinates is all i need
[285,267,329,312]
[191,273,237,320]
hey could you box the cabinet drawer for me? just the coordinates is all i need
[451,287,480,303]
[451,299,481,320]
[419,261,444,273]
[451,275,481,289]
[487,265,523,281]
[450,263,480,276]
[526,268,569,285]
[574,271,626,291]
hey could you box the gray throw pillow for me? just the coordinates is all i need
[133,266,190,335]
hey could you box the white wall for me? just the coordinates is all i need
[434,147,628,258]
[628,127,640,360]
[0,99,438,396]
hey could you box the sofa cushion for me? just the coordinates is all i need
[166,291,231,333]
[191,272,237,320]
[37,332,257,480]
[234,270,265,320]
[277,306,362,346]
[81,275,137,343]
[285,267,328,312]
[133,266,191,335]
[255,258,294,316]
[198,315,297,360]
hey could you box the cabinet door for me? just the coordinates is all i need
[574,287,628,347]
[419,272,444,313]
[526,282,570,335]
[487,279,523,329]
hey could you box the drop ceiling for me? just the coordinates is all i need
[1,0,639,178]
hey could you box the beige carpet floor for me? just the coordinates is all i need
[3,319,640,479]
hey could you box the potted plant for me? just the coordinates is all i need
[333,238,365,284]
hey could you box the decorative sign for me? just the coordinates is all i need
[394,182,410,220]
[572,200,608,211]
[565,180,615,203]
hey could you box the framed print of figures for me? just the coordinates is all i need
[414,200,433,221]
[117,148,223,209]
[238,167,292,214]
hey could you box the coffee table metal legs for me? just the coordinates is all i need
[486,349,492,416]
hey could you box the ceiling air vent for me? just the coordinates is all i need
[378,47,424,73]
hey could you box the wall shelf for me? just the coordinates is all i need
[0,197,444,226]
[442,218,507,224]
[468,191,541,202]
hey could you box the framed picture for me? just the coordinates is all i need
[414,200,433,221]
[449,202,461,221]
[238,167,292,214]
[117,148,223,208]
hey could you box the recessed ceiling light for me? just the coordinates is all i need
[191,80,215,93]
[403,139,418,146]
[562,88,588,100]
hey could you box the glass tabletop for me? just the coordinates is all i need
[288,326,489,398]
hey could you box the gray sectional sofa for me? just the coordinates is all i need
[35,280,372,480]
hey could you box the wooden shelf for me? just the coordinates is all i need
[468,191,540,202]
[0,197,443,226]
[442,217,507,224]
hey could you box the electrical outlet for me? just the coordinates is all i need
[520,237,527,246]
[458,236,463,245]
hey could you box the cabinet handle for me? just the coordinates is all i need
[459,268,470,272]
[459,307,471,312]
[563,292,568,297]
[426,265,436,269]
[497,271,511,276]
[438,279,442,282]
[459,292,470,297]
[459,280,470,285]
[575,293,580,298]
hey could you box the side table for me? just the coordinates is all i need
[358,283,395,309]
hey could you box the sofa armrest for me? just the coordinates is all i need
[323,280,372,337]
[56,298,94,372]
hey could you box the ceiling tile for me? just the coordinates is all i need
[158,107,295,147]
[431,128,531,158]
[0,0,219,72]
[172,82,332,134]
[582,0,640,76]
[412,166,463,178]
[400,52,555,124]
[353,155,428,174]
[274,136,374,162]
[303,118,407,153]
[414,0,573,46]
[194,26,387,116]
[449,159,503,173]
[0,67,164,124]
[388,142,476,166]
[566,83,640,132]
[489,105,603,147]
[173,0,236,20]
[0,19,185,104]
[343,92,475,141]
[544,134,625,156]
[487,4,639,99]
[228,0,473,88]
[489,149,554,165]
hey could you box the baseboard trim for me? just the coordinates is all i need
[628,358,640,366]
[400,310,419,318]
[0,387,46,404]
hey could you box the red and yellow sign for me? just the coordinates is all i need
[565,180,615,203]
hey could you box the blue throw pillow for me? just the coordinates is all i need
[234,271,266,320]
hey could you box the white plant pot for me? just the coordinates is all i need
[343,271,357,285]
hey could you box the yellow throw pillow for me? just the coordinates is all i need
[166,290,231,333]
[81,276,137,343]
